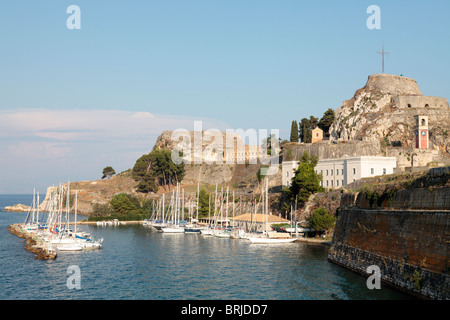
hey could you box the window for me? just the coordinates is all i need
[342,180,344,186]
[286,171,289,177]
[353,168,356,175]
[342,169,344,175]
[336,180,339,186]
[383,168,386,175]
[371,168,374,175]
[326,170,328,176]
[326,180,329,187]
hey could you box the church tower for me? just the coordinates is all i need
[414,115,429,149]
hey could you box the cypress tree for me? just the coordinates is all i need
[290,120,299,142]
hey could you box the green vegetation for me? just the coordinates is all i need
[299,116,318,143]
[196,187,211,218]
[88,193,155,221]
[297,108,335,142]
[360,184,398,207]
[307,207,336,235]
[290,120,299,142]
[102,166,116,180]
[132,149,185,193]
[281,151,324,212]
[318,108,335,138]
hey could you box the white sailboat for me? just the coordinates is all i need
[214,187,231,238]
[161,184,185,233]
[53,186,103,251]
[247,178,298,244]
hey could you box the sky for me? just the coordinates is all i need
[0,0,449,193]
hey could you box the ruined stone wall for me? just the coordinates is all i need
[328,185,450,299]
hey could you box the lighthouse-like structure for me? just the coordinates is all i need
[414,115,429,149]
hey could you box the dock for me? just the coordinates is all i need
[8,224,57,260]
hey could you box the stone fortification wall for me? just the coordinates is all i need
[391,96,449,110]
[328,168,450,299]
[282,140,382,162]
[365,74,422,96]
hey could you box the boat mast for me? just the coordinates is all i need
[75,190,77,234]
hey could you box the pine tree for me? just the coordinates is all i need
[318,108,335,138]
[282,151,324,206]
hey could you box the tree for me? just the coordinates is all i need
[132,149,185,193]
[299,116,318,143]
[318,108,335,138]
[110,193,141,215]
[196,187,211,218]
[102,166,116,179]
[290,120,299,142]
[307,207,336,236]
[283,151,324,206]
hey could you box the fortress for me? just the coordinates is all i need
[329,74,450,149]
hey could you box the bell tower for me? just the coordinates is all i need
[414,115,429,149]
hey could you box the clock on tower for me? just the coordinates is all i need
[414,115,429,149]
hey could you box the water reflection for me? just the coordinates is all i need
[1,208,414,300]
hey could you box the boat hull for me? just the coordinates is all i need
[248,237,298,244]
[161,227,185,233]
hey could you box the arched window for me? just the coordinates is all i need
[425,104,429,108]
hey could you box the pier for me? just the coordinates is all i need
[8,224,57,260]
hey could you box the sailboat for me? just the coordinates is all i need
[247,178,298,244]
[53,186,103,251]
[185,185,202,233]
[161,184,185,233]
[214,187,231,238]
[200,193,214,235]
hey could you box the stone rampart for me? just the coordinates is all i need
[328,172,450,299]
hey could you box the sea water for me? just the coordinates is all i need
[0,194,413,300]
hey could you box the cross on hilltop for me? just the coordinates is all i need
[377,46,390,74]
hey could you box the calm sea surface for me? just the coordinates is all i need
[0,194,414,300]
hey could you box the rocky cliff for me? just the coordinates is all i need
[329,74,450,155]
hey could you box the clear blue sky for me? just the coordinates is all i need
[1,0,449,193]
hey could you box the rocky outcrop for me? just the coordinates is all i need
[329,74,450,155]
[4,204,33,212]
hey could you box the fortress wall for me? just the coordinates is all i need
[392,96,450,110]
[282,140,382,162]
[328,182,450,299]
[364,74,422,96]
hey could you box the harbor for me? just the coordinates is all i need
[0,195,413,300]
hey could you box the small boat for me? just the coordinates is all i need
[247,237,298,244]
[200,227,214,236]
[161,225,185,233]
[184,223,202,233]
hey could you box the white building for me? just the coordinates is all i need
[282,156,397,189]
[282,160,300,187]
